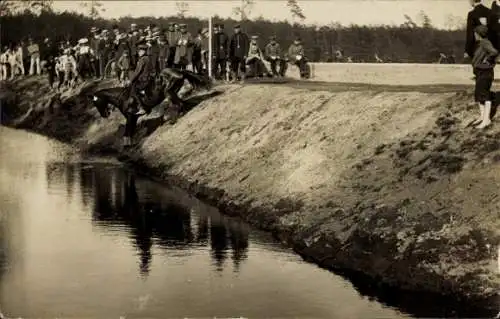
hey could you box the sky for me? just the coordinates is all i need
[50,0,479,29]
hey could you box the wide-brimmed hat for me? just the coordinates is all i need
[78,38,89,44]
[90,26,98,33]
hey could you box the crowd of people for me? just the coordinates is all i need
[0,21,310,89]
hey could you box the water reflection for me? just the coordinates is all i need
[47,164,250,277]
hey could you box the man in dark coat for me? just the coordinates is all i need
[465,0,495,58]
[214,24,229,80]
[229,24,249,82]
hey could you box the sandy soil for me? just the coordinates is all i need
[2,75,499,316]
[298,63,500,86]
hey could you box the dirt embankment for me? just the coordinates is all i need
[2,76,500,316]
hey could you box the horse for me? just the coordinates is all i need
[87,68,212,146]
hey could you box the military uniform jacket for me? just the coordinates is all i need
[229,33,249,59]
[466,4,494,56]
[90,37,104,58]
[214,32,229,59]
[174,32,193,64]
[130,55,152,84]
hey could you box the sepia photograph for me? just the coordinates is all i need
[0,0,499,318]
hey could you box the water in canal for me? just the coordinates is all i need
[0,127,427,318]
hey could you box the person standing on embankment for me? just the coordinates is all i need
[471,25,497,129]
[465,0,494,59]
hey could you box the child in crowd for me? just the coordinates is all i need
[56,49,78,90]
[116,50,131,85]
[471,25,498,129]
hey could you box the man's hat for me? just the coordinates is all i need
[168,22,175,26]
[90,26,98,33]
[269,35,276,40]
[78,38,89,44]
[251,35,258,40]
[202,27,209,34]
[179,23,187,28]
[234,24,241,28]
[131,23,137,27]
[475,24,488,37]
[123,50,129,55]
[137,43,148,50]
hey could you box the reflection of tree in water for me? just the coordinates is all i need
[210,220,228,271]
[228,221,249,272]
[77,166,249,276]
[196,216,209,244]
[124,175,152,277]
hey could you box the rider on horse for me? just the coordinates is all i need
[127,42,154,115]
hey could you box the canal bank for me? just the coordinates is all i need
[1,77,500,316]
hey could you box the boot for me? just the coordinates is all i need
[472,103,485,125]
[476,101,492,129]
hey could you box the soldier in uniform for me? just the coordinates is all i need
[90,27,104,78]
[465,0,495,58]
[129,24,140,68]
[265,36,286,77]
[214,23,229,80]
[229,24,250,82]
[166,22,179,68]
[174,23,193,70]
[128,43,154,115]
[158,34,169,72]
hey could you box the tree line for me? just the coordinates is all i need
[0,0,466,63]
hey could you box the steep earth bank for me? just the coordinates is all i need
[1,76,499,316]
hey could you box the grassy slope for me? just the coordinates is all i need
[2,76,499,314]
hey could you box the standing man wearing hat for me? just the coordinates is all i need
[174,23,193,70]
[129,24,140,68]
[166,22,179,68]
[214,24,229,80]
[148,32,161,74]
[101,30,113,76]
[192,28,209,74]
[128,42,154,115]
[465,0,494,59]
[77,38,94,79]
[90,27,104,78]
[157,34,170,72]
[229,24,249,82]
